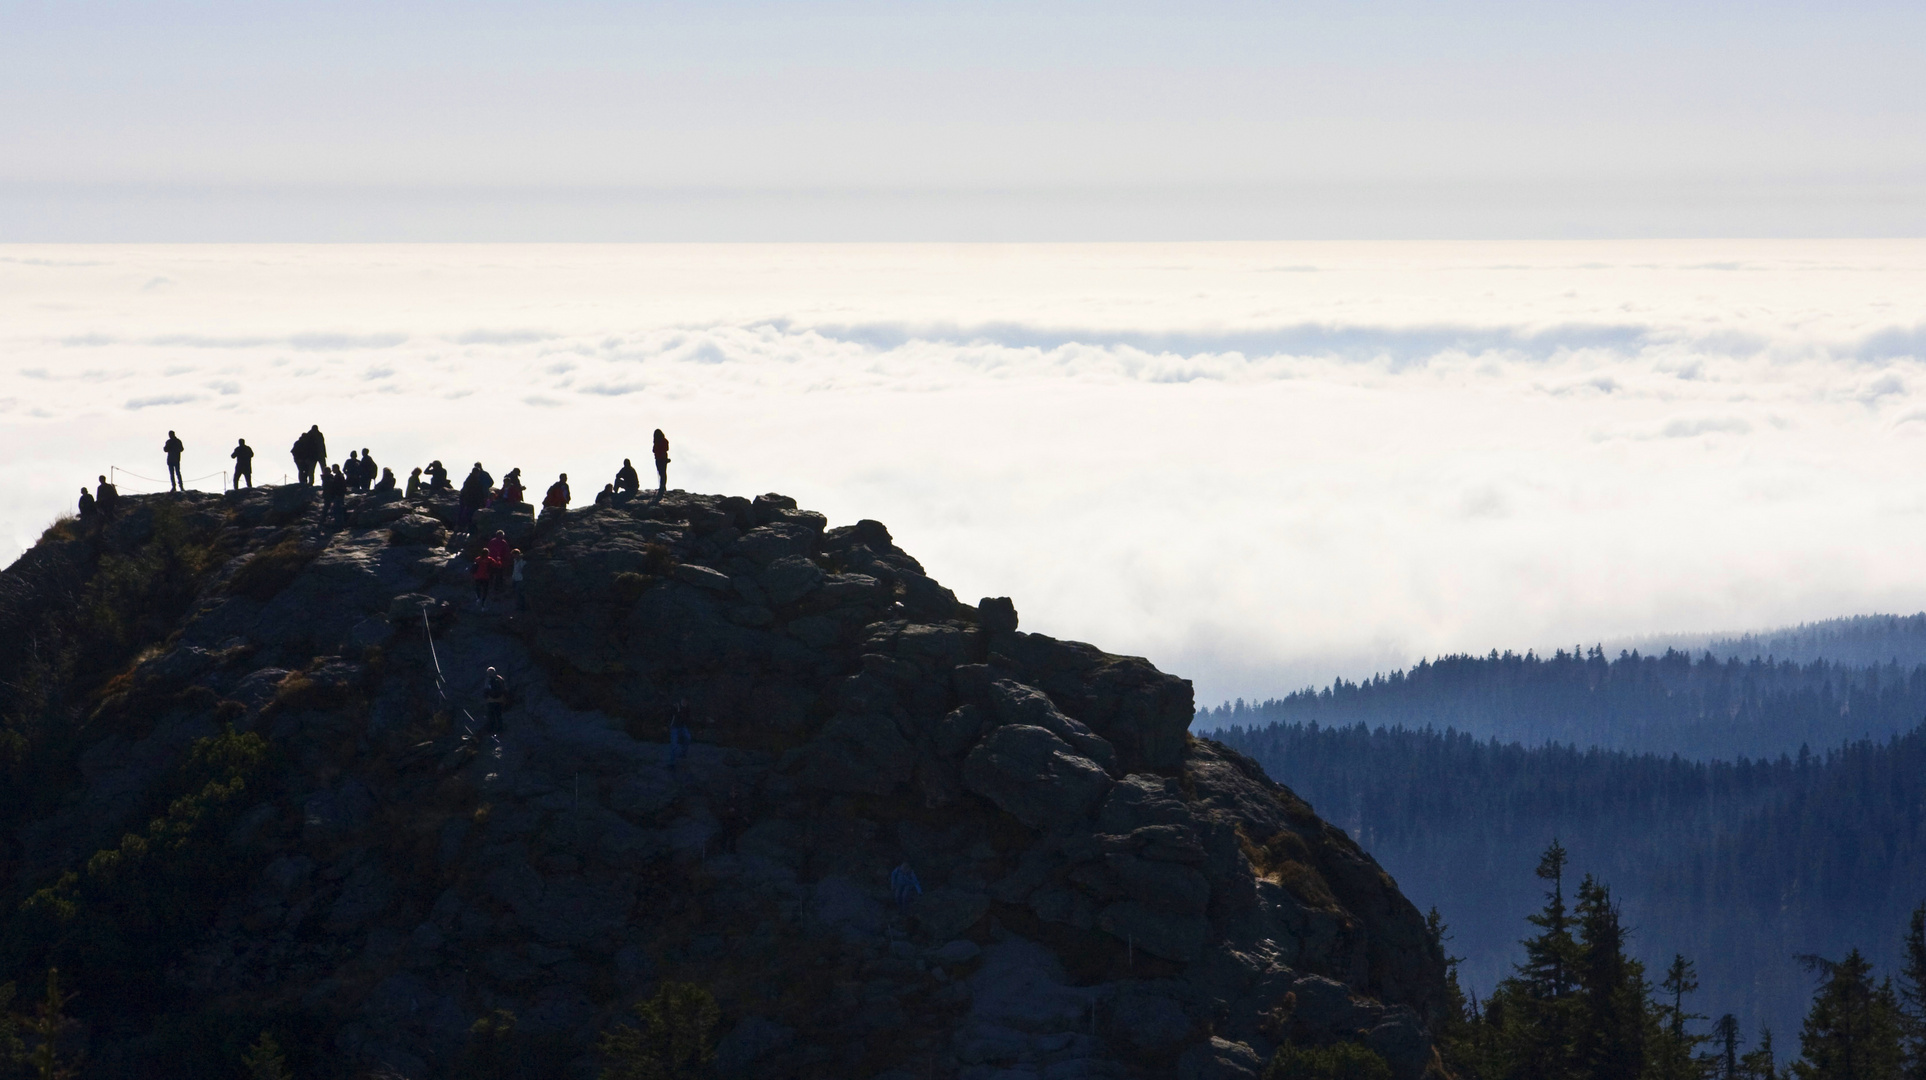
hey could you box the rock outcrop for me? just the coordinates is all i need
[0,486,1448,1079]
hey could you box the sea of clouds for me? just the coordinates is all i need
[3,242,1923,707]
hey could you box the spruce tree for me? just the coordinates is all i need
[1792,950,1904,1080]
[1495,840,1583,1080]
[1740,1028,1781,1080]
[1649,954,1710,1080]
[1715,1015,1741,1080]
[1901,903,1926,1080]
[1572,875,1646,1080]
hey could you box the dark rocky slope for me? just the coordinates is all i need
[0,485,1447,1079]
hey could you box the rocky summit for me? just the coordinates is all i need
[0,484,1448,1079]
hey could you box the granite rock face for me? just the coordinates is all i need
[0,485,1449,1079]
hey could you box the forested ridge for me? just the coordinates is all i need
[1210,717,1926,1058]
[1202,645,1926,758]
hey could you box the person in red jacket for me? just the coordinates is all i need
[471,551,497,609]
[652,429,670,496]
[484,530,511,595]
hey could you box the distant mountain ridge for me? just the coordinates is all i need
[1632,611,1926,669]
[1196,644,1926,760]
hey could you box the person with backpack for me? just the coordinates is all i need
[163,430,186,491]
[359,448,378,492]
[542,474,570,518]
[230,438,254,488]
[458,462,493,531]
[95,475,119,519]
[652,429,670,496]
[425,459,449,491]
[292,425,327,485]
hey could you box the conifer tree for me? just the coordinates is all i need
[1714,1015,1741,1080]
[1740,1028,1781,1080]
[1572,875,1646,1080]
[1792,950,1903,1080]
[1901,903,1926,1080]
[1649,954,1711,1080]
[1494,840,1583,1080]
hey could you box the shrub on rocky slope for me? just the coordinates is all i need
[0,486,1447,1079]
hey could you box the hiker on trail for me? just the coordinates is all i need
[496,469,525,506]
[425,460,449,490]
[163,431,185,491]
[471,551,497,608]
[594,483,615,508]
[360,449,377,491]
[344,451,362,492]
[652,429,670,495]
[484,531,511,592]
[614,458,640,495]
[483,666,508,734]
[890,863,922,910]
[373,467,397,494]
[510,548,527,612]
[458,463,493,531]
[230,439,254,488]
[542,474,570,517]
[95,476,119,519]
[77,488,95,521]
[405,467,424,499]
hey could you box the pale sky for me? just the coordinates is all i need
[3,1,1922,240]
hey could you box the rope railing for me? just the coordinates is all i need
[108,466,228,490]
[422,606,483,739]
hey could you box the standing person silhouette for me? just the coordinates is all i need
[230,438,254,488]
[95,475,119,519]
[652,429,670,496]
[163,430,185,491]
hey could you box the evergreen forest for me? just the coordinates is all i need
[1202,644,1926,759]
[1208,715,1926,1048]
[1423,840,1926,1080]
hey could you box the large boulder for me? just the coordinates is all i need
[962,724,1112,829]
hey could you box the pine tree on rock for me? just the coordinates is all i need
[1793,949,1904,1080]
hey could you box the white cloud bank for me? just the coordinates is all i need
[3,241,1925,706]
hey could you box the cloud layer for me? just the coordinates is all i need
[3,241,1925,705]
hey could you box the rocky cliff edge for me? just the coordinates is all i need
[0,485,1448,1079]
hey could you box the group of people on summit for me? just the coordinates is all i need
[75,424,676,530]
